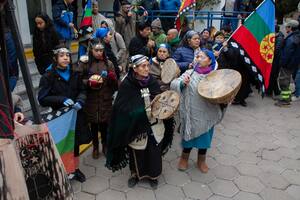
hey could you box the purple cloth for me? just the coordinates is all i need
[194,64,213,75]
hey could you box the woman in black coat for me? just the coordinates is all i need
[33,13,60,74]
[38,45,88,183]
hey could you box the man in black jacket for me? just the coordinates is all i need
[275,20,300,107]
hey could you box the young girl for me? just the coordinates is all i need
[78,38,118,159]
[171,49,226,173]
[33,13,60,74]
[38,45,87,182]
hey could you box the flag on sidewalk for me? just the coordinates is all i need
[175,0,196,31]
[228,0,275,91]
[43,107,77,174]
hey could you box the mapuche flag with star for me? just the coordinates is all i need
[229,0,275,92]
[175,0,196,31]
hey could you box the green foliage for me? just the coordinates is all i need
[196,0,221,10]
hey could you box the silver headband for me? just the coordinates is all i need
[93,43,104,49]
[53,48,71,55]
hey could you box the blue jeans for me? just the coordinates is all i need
[295,69,300,97]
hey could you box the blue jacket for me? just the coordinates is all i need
[172,46,195,73]
[52,0,73,40]
[160,0,181,11]
[280,30,300,70]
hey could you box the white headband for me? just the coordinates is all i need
[53,48,71,55]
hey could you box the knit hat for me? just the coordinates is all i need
[130,54,149,68]
[284,19,299,28]
[157,43,170,53]
[201,48,216,69]
[93,27,110,39]
[151,18,162,29]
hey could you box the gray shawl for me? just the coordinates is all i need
[170,69,224,141]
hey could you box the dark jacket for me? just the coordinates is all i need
[38,65,86,110]
[52,0,74,40]
[280,30,300,70]
[78,59,118,124]
[104,43,120,79]
[160,0,181,11]
[128,34,153,57]
[33,28,60,74]
[172,46,194,73]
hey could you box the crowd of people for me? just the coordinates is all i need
[8,0,300,190]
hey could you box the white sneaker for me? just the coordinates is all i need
[291,96,300,102]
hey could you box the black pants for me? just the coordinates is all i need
[183,148,207,155]
[91,122,108,148]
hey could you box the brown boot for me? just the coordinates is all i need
[197,154,209,173]
[177,152,190,171]
[92,146,100,159]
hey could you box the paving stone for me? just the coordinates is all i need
[126,187,156,200]
[96,164,122,179]
[262,149,282,161]
[219,135,240,146]
[74,192,95,200]
[233,191,263,200]
[260,188,296,200]
[82,176,109,195]
[234,176,265,194]
[237,151,261,164]
[84,154,105,168]
[137,176,166,189]
[276,147,300,160]
[110,173,133,192]
[217,143,240,156]
[281,169,300,185]
[71,180,82,193]
[164,169,191,187]
[215,154,239,166]
[254,132,277,143]
[211,165,239,180]
[80,165,96,179]
[274,138,298,149]
[183,182,213,199]
[207,195,231,200]
[285,185,300,200]
[206,156,219,169]
[187,167,216,184]
[96,189,125,200]
[163,150,179,162]
[208,179,239,198]
[257,160,285,174]
[169,157,195,171]
[236,141,261,153]
[258,172,289,190]
[155,184,185,200]
[236,163,263,177]
[279,158,300,171]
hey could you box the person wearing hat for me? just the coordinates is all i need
[77,38,118,159]
[38,44,89,182]
[128,21,156,57]
[106,54,168,189]
[94,27,120,79]
[275,19,300,107]
[149,18,167,47]
[171,49,226,173]
[115,0,137,48]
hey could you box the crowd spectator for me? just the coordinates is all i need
[52,0,75,48]
[200,28,213,50]
[275,20,300,106]
[166,28,180,55]
[128,22,155,57]
[149,18,167,46]
[160,0,181,32]
[33,13,60,75]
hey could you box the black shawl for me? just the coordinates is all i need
[106,69,161,171]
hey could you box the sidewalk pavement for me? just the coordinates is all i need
[73,94,300,200]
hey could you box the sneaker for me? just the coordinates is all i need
[292,96,300,102]
[128,176,139,188]
[274,100,291,107]
[149,179,158,190]
[74,169,86,183]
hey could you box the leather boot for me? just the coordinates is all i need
[197,154,209,173]
[177,152,190,171]
[92,146,100,159]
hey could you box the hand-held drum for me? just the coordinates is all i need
[161,58,180,84]
[151,90,180,119]
[197,69,242,104]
